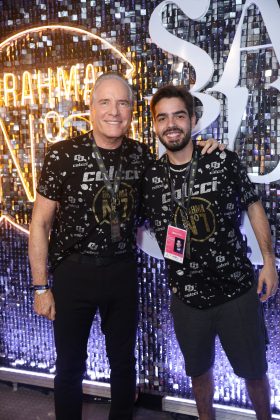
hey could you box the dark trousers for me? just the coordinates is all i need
[52,256,138,420]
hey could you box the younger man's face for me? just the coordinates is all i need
[153,97,195,152]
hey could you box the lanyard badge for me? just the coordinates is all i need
[164,225,187,264]
[110,196,122,243]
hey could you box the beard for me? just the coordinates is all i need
[158,126,192,152]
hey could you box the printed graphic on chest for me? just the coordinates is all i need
[92,182,134,224]
[174,197,216,242]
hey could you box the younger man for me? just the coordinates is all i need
[142,85,278,419]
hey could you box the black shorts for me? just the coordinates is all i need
[171,284,268,380]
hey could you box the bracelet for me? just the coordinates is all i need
[30,285,50,291]
[35,289,49,296]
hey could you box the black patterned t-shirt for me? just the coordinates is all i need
[37,131,153,269]
[142,146,259,309]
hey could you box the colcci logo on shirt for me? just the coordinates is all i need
[92,182,134,225]
[82,167,140,182]
[162,178,218,204]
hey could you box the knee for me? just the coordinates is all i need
[56,358,86,381]
[109,354,136,375]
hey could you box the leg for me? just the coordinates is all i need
[216,285,270,417]
[171,295,216,419]
[191,368,215,420]
[245,375,271,420]
[52,260,97,420]
[99,260,138,420]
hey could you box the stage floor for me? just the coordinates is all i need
[0,381,195,420]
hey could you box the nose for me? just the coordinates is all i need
[166,115,176,126]
[109,101,119,116]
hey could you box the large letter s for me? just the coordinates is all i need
[149,0,220,134]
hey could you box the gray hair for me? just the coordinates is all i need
[90,72,134,106]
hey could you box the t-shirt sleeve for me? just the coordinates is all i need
[37,146,64,201]
[231,152,259,209]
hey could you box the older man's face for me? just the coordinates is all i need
[90,78,133,148]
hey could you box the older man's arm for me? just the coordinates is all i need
[28,193,57,320]
[247,200,279,301]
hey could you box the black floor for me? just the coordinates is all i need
[0,381,196,420]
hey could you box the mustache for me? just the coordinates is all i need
[163,126,184,136]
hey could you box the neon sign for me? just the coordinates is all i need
[0,25,135,230]
[1,64,98,107]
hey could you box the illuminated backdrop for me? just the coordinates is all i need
[0,0,279,414]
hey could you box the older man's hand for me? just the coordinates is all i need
[198,138,226,155]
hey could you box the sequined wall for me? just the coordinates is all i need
[0,0,279,413]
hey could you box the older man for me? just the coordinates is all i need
[29,72,154,420]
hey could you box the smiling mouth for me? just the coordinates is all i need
[164,130,182,139]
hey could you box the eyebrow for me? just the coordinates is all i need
[97,98,130,103]
[155,109,188,119]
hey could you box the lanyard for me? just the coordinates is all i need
[165,148,198,258]
[166,147,198,217]
[91,136,123,202]
[91,135,124,242]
